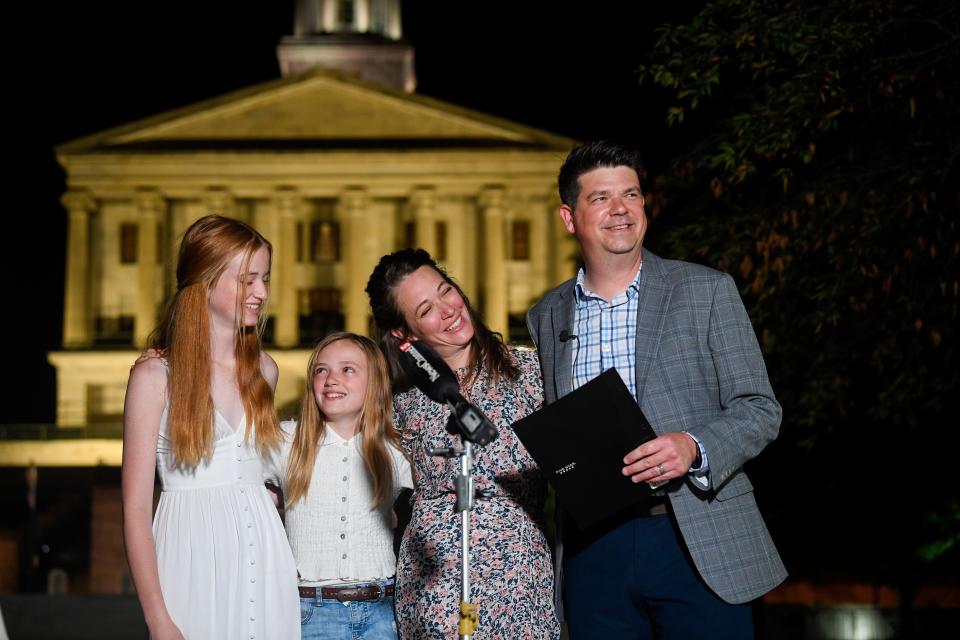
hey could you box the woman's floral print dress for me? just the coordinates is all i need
[393,347,559,639]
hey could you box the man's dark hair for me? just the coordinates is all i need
[558,141,644,209]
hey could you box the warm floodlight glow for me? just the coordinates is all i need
[816,605,895,640]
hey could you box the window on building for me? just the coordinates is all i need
[260,316,276,345]
[156,222,164,264]
[87,381,127,424]
[337,0,355,30]
[508,313,533,346]
[512,220,530,260]
[310,221,340,262]
[435,222,447,261]
[120,224,138,264]
[95,316,134,345]
[299,288,345,344]
[296,222,305,263]
[402,221,447,259]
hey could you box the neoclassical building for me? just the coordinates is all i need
[46,1,576,439]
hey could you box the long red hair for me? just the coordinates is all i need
[149,215,280,466]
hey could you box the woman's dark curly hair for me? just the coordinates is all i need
[365,248,519,389]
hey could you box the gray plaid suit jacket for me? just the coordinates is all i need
[526,250,787,605]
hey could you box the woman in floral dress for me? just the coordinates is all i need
[366,248,559,640]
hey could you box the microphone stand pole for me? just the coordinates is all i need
[456,439,477,639]
[429,411,484,639]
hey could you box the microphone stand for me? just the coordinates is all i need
[428,402,490,639]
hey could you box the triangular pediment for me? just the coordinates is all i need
[60,69,574,153]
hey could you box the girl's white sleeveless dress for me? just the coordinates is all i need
[152,407,300,640]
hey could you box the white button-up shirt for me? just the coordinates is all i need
[265,420,413,586]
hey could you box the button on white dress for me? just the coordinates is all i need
[152,408,300,640]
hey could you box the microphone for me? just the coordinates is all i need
[559,329,578,342]
[397,341,499,445]
[397,340,459,404]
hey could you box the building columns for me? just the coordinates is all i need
[340,188,370,335]
[135,190,165,347]
[61,190,96,348]
[203,187,236,219]
[479,186,508,337]
[273,188,302,347]
[410,187,437,256]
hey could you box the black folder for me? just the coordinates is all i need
[512,368,659,529]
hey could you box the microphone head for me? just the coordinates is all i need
[397,340,460,404]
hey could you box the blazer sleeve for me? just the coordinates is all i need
[526,303,557,405]
[525,307,541,348]
[685,273,782,489]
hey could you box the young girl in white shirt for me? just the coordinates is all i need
[266,332,413,640]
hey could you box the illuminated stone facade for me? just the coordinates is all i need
[47,69,577,441]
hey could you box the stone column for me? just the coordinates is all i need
[340,188,370,335]
[61,190,96,348]
[321,0,336,31]
[479,186,508,337]
[273,188,302,347]
[549,191,577,284]
[410,187,437,256]
[527,195,548,285]
[203,187,236,218]
[135,190,165,347]
[55,369,87,427]
[355,0,370,31]
[385,0,402,39]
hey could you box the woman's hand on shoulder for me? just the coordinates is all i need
[260,351,279,392]
[131,347,167,370]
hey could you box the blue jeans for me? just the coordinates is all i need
[299,580,398,640]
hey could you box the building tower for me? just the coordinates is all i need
[277,0,415,92]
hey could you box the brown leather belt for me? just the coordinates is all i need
[647,502,668,516]
[298,583,394,602]
[630,496,668,517]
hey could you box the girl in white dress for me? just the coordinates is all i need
[265,332,412,640]
[122,215,299,640]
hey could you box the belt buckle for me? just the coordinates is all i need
[332,582,386,603]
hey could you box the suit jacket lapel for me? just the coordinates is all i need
[551,283,576,400]
[634,251,673,409]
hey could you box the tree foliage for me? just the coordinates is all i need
[638,0,959,569]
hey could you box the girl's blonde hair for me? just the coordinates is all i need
[284,332,405,508]
[149,215,280,466]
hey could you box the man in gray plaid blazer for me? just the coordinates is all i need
[527,141,786,638]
